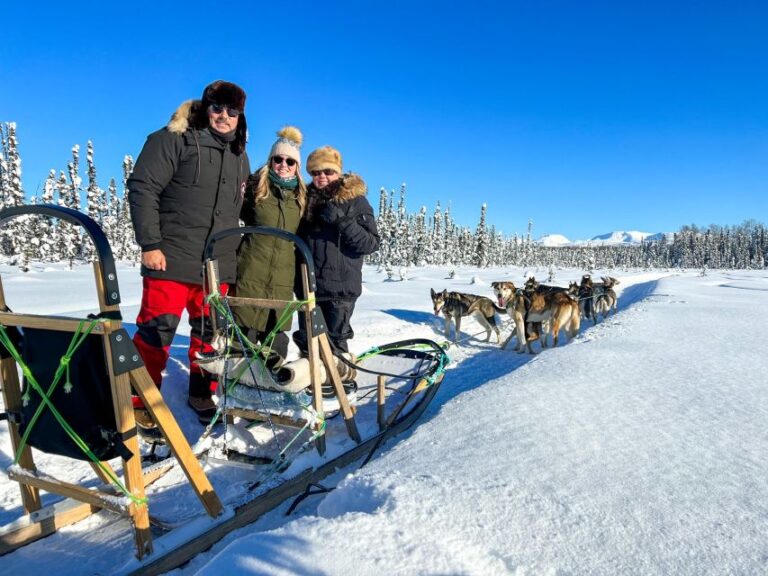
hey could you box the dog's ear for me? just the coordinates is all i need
[442,289,448,297]
[430,288,436,297]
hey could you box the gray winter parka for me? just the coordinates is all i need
[128,100,250,284]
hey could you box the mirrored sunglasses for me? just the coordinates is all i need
[310,169,338,177]
[208,103,241,117]
[272,156,297,167]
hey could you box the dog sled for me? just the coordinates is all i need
[0,206,449,574]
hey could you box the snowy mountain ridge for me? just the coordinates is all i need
[538,230,669,246]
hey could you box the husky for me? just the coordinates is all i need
[430,288,505,343]
[593,276,620,320]
[578,274,596,324]
[522,277,581,350]
[491,281,539,353]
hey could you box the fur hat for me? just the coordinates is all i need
[200,80,248,154]
[268,126,303,167]
[306,145,342,174]
[201,80,246,111]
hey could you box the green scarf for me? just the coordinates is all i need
[268,169,298,191]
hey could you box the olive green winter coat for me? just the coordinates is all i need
[233,178,302,332]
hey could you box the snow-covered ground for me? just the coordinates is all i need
[1,263,767,575]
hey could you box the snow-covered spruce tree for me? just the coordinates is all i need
[373,187,390,267]
[431,201,444,265]
[33,169,59,261]
[443,203,456,265]
[86,141,102,224]
[0,124,9,208]
[474,203,488,267]
[102,177,119,256]
[412,206,429,265]
[0,123,26,265]
[116,155,139,262]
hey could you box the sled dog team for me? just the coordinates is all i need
[431,274,620,353]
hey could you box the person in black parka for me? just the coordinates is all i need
[293,145,380,375]
[128,80,250,425]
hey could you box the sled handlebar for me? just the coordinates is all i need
[0,204,121,305]
[204,226,316,293]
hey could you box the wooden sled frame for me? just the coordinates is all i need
[203,226,363,456]
[0,205,222,560]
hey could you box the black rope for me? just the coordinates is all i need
[285,482,334,516]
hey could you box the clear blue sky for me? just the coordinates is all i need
[2,1,766,241]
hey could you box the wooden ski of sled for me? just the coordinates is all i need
[0,205,222,560]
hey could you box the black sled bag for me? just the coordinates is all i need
[18,328,122,461]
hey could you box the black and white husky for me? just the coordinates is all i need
[430,288,505,343]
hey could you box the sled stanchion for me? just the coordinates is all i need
[0,272,41,514]
[377,375,386,431]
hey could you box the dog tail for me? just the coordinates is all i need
[493,302,507,315]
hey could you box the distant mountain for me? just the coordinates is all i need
[536,230,669,246]
[538,234,571,247]
[586,230,654,244]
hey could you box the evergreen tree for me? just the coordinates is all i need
[474,203,488,267]
[0,123,26,264]
[431,201,444,265]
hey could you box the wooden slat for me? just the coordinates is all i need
[0,457,178,556]
[299,264,326,455]
[103,323,153,559]
[0,312,107,333]
[0,357,42,512]
[0,498,101,555]
[225,407,310,428]
[7,469,129,514]
[224,296,302,310]
[377,375,386,431]
[318,335,361,442]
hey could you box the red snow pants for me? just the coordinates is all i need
[132,277,228,408]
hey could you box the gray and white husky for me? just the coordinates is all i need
[430,288,505,343]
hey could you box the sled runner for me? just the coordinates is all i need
[0,214,449,574]
[0,205,221,560]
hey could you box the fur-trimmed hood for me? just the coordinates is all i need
[166,99,247,154]
[312,173,367,202]
[306,172,367,223]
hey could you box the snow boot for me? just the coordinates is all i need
[134,408,165,444]
[187,395,218,425]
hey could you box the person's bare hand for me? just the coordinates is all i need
[141,249,167,271]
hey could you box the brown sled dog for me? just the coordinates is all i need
[593,276,620,320]
[491,281,537,353]
[430,288,505,343]
[522,277,581,351]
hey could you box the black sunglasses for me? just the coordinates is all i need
[272,156,297,167]
[208,103,242,117]
[310,169,338,177]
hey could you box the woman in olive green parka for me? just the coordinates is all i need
[234,127,306,366]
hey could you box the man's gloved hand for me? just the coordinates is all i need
[319,202,348,225]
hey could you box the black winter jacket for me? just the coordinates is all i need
[128,100,250,284]
[299,174,380,300]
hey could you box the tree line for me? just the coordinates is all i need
[1,122,765,271]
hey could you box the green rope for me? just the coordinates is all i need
[0,322,147,506]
